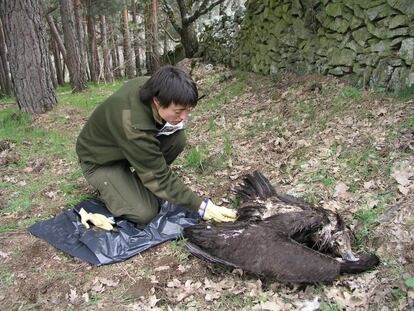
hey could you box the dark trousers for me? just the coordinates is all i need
[80,130,186,224]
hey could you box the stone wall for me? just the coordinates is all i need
[200,0,414,91]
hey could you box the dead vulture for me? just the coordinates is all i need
[184,171,379,283]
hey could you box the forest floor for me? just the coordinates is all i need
[0,61,413,310]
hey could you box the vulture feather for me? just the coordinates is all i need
[184,171,379,283]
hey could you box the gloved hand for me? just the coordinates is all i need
[199,199,237,223]
[78,208,115,231]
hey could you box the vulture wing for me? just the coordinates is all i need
[236,171,319,212]
[184,222,341,283]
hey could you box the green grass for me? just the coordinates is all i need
[0,81,124,233]
[201,77,246,110]
[408,115,414,132]
[0,266,15,287]
[214,136,232,169]
[46,271,76,281]
[338,145,382,181]
[185,145,209,172]
[246,116,284,138]
[217,294,254,310]
[353,205,384,247]
[395,86,414,101]
[321,301,341,311]
[405,278,414,288]
[169,239,191,265]
[56,81,124,109]
[340,86,362,100]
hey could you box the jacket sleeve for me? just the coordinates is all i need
[110,108,203,211]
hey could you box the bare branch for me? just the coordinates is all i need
[161,0,182,33]
[160,22,180,43]
[186,0,225,25]
[46,13,67,60]
[45,6,58,15]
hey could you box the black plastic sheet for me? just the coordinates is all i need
[28,199,200,266]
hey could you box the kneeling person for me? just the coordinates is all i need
[76,66,236,225]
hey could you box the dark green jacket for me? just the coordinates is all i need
[76,77,203,211]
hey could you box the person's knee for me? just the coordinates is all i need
[124,205,159,225]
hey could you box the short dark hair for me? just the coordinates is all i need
[139,65,198,108]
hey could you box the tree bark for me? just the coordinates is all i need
[0,17,12,96]
[59,0,87,92]
[130,0,142,76]
[178,23,198,58]
[109,19,122,78]
[99,15,113,83]
[0,0,57,113]
[151,0,160,68]
[145,0,160,74]
[46,13,67,61]
[86,13,99,83]
[73,0,87,76]
[52,38,64,86]
[48,34,58,89]
[121,0,135,78]
[82,18,91,81]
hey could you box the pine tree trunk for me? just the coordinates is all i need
[52,39,64,86]
[115,43,122,77]
[86,14,98,83]
[151,0,160,68]
[59,0,87,92]
[46,13,67,62]
[82,18,91,81]
[48,35,58,89]
[0,18,12,96]
[109,19,122,79]
[131,0,142,76]
[99,15,113,83]
[145,0,160,74]
[73,0,87,75]
[0,0,57,113]
[121,0,135,78]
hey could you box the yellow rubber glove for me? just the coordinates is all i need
[199,199,237,223]
[78,208,115,231]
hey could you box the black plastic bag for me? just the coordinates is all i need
[28,199,200,266]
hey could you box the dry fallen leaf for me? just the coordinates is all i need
[148,294,159,307]
[91,280,104,293]
[22,166,33,173]
[333,182,350,199]
[69,288,79,304]
[16,180,26,187]
[45,191,58,200]
[99,277,118,287]
[391,161,413,195]
[0,251,10,259]
[167,278,181,288]
[82,292,89,303]
[154,265,170,272]
[253,300,285,311]
[391,169,411,187]
[363,180,375,189]
[299,297,321,311]
[322,200,342,212]
[205,292,221,302]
